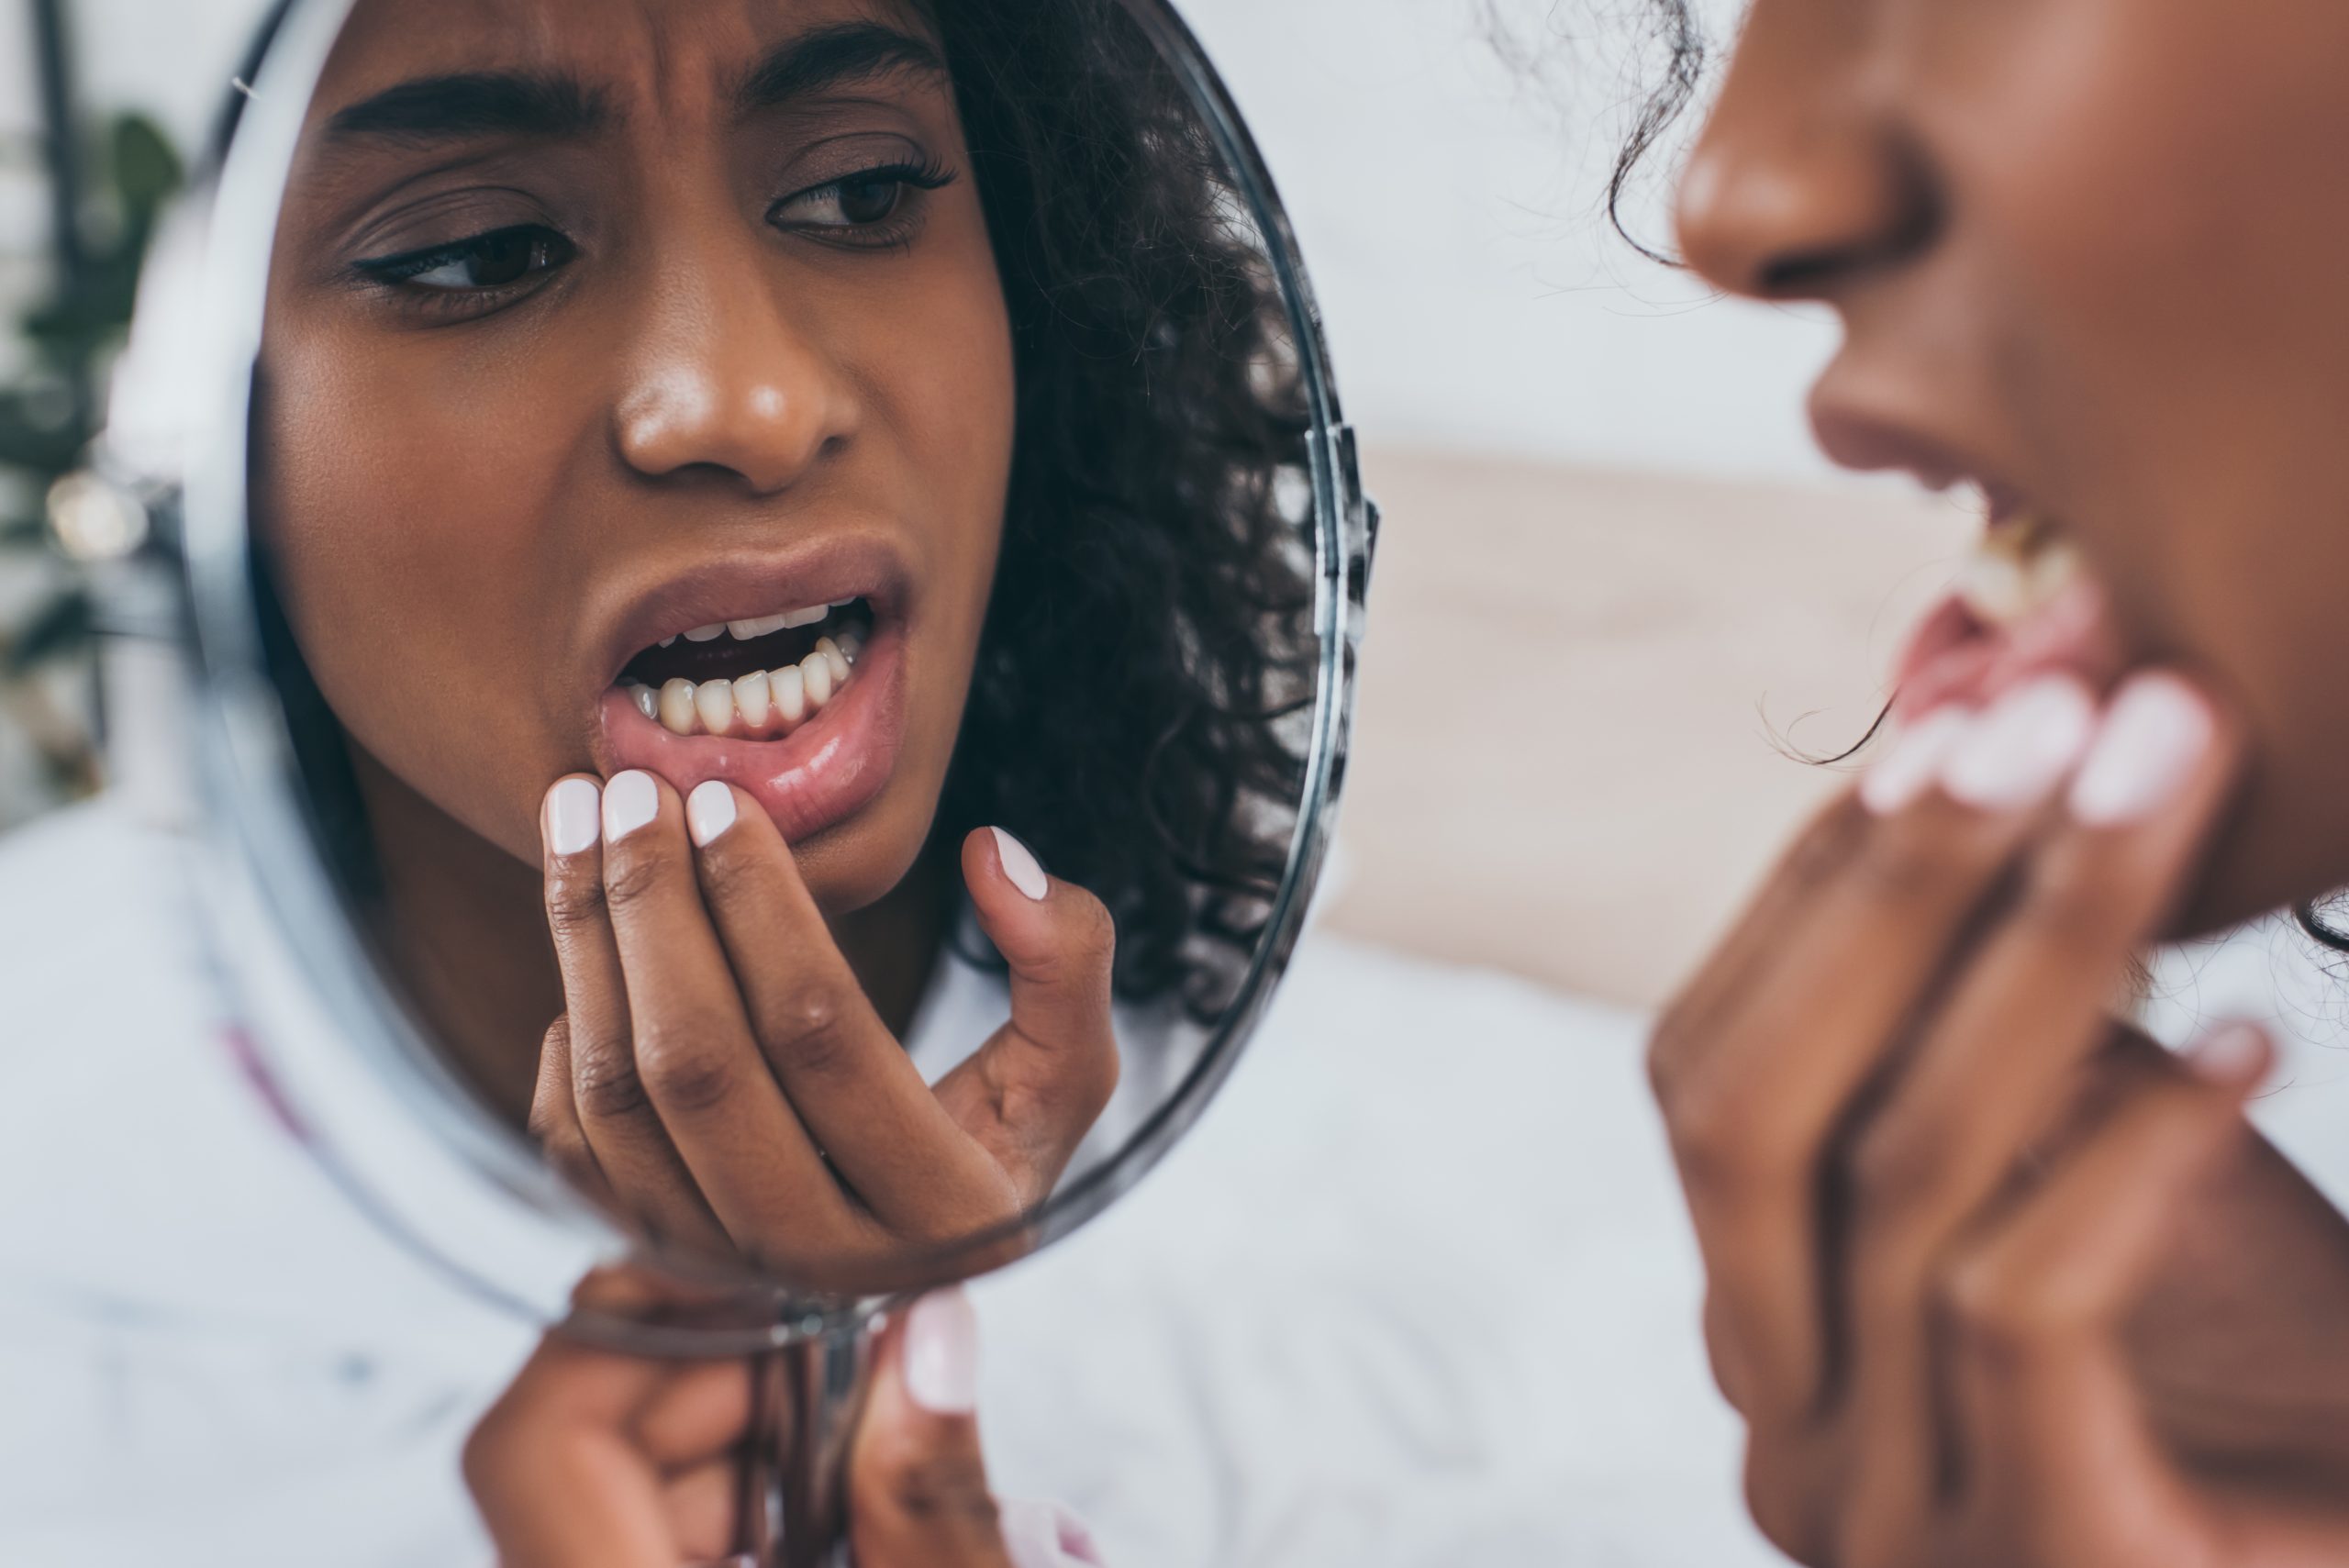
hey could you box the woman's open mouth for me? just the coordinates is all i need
[1891,495,2124,719]
[618,599,873,738]
[593,568,909,846]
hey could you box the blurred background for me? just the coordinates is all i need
[0,0,1972,1011]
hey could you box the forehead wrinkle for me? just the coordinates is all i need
[320,69,618,150]
[729,19,949,118]
[308,0,951,174]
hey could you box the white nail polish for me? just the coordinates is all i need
[686,780,737,847]
[904,1289,978,1414]
[603,770,659,842]
[2187,1023,2269,1085]
[1942,675,2098,811]
[543,778,601,857]
[1859,708,1973,816]
[991,827,1049,900]
[2068,673,2216,827]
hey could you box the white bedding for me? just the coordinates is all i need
[0,797,1778,1566]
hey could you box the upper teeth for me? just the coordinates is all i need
[1956,516,2081,628]
[678,601,856,645]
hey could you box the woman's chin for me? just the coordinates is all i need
[788,796,942,917]
[2166,783,2336,941]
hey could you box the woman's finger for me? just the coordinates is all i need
[470,1272,760,1568]
[930,828,1121,1201]
[683,782,1016,1242]
[529,1013,615,1207]
[596,771,874,1265]
[1938,1030,2268,1568]
[665,1459,749,1565]
[465,1327,689,1568]
[540,775,722,1248]
[1658,679,2094,1427]
[1836,673,2243,1557]
[849,1289,1019,1568]
[1647,790,1875,1088]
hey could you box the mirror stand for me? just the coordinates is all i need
[720,1308,881,1568]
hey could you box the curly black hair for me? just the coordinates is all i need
[239,0,1319,1023]
[929,0,1319,1018]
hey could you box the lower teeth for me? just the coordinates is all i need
[624,633,860,739]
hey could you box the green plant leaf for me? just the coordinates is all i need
[0,392,84,473]
[108,113,184,218]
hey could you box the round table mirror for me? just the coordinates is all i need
[97,0,1372,1560]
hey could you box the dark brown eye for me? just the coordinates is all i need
[834,176,905,226]
[355,225,575,293]
[770,160,954,239]
[460,228,541,286]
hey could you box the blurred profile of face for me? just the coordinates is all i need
[1675,0,2349,929]
[258,0,1016,915]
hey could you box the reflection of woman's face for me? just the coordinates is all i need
[1675,0,2349,930]
[260,0,1014,915]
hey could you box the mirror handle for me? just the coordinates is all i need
[718,1309,880,1568]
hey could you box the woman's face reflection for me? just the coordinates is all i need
[258,0,1014,917]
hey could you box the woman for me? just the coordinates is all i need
[481,0,2349,1561]
[249,0,1315,1274]
[1642,0,2349,1558]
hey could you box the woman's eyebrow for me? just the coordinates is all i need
[733,21,948,116]
[323,71,614,150]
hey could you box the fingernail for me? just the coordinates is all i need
[685,780,736,847]
[2067,673,2216,827]
[602,770,659,843]
[2187,1023,2269,1086]
[1859,707,1974,816]
[991,827,1049,901]
[543,778,601,857]
[1941,674,2098,811]
[904,1288,978,1414]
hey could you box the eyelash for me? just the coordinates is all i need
[767,155,957,250]
[347,156,960,319]
[350,224,575,317]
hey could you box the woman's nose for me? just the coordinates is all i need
[612,247,860,495]
[1673,19,1937,303]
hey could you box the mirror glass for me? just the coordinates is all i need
[174,0,1361,1318]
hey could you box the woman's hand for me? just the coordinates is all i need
[465,1277,1097,1568]
[1650,671,2349,1565]
[531,771,1120,1277]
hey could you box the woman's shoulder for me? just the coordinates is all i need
[0,793,522,1336]
[0,796,531,1560]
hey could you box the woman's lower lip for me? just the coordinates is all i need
[1891,577,2120,720]
[593,626,907,844]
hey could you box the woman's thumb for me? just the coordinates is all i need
[851,1289,1015,1568]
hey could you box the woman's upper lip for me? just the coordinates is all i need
[595,535,913,686]
[1808,396,2033,525]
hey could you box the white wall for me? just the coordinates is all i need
[3,0,1844,483]
[1183,0,1842,482]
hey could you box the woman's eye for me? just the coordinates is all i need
[784,175,908,228]
[358,225,575,293]
[771,162,952,239]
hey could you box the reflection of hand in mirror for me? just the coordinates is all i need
[468,1273,1079,1567]
[534,773,1117,1274]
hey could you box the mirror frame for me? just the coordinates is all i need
[162,0,1375,1349]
